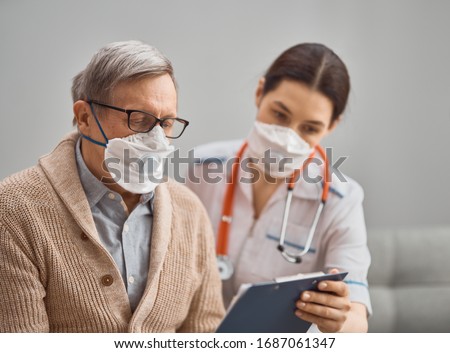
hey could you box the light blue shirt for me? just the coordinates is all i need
[75,139,153,312]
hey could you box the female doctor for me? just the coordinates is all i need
[186,43,371,332]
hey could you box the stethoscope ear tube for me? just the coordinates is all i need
[277,188,295,258]
[277,196,326,263]
[216,142,248,257]
[277,145,329,263]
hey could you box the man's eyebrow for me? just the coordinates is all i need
[274,101,292,115]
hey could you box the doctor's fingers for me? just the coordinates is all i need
[295,305,346,333]
[317,279,349,297]
[298,290,351,311]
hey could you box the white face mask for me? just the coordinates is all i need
[246,121,314,178]
[104,126,174,194]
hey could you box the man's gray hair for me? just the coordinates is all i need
[71,40,175,123]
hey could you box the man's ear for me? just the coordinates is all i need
[73,100,92,133]
[255,77,265,108]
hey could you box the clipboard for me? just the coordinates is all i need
[216,272,348,333]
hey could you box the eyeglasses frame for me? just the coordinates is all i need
[86,99,189,139]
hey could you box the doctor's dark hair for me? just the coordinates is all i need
[71,40,176,125]
[263,43,350,123]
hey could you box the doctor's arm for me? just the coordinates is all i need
[294,181,371,332]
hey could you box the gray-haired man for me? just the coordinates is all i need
[0,40,225,332]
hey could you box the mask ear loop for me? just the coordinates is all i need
[78,97,109,148]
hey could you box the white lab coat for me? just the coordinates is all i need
[185,139,372,324]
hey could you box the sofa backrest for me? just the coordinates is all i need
[367,225,450,332]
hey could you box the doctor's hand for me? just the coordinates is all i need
[294,269,351,333]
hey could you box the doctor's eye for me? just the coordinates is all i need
[272,109,289,123]
[300,125,320,135]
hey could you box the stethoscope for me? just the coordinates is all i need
[216,141,330,280]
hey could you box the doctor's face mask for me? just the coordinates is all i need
[246,121,313,178]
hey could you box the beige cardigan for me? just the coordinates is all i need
[0,132,225,332]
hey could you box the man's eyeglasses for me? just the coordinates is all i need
[87,99,189,139]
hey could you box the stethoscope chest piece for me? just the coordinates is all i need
[217,255,234,280]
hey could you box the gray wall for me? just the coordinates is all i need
[1,0,449,228]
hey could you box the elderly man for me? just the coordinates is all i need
[0,40,225,332]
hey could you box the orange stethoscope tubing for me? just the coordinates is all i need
[216,141,330,264]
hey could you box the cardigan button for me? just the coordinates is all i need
[101,275,114,286]
[80,232,89,241]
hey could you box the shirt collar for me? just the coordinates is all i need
[75,138,110,208]
[140,192,154,209]
[75,138,154,210]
